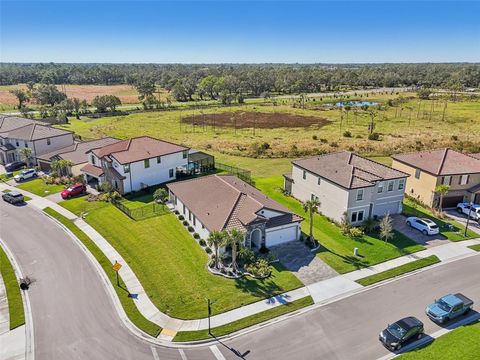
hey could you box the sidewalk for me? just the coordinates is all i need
[2,181,479,343]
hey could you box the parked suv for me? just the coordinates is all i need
[14,169,38,182]
[406,217,440,235]
[61,183,87,199]
[2,190,25,205]
[5,161,26,172]
[456,203,480,221]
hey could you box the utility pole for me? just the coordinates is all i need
[206,298,216,336]
[464,202,473,237]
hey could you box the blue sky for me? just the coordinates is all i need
[1,1,479,63]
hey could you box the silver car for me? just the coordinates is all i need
[14,169,38,182]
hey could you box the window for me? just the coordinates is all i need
[459,175,469,185]
[157,156,161,164]
[188,210,192,221]
[415,169,421,179]
[377,182,384,193]
[303,170,307,180]
[46,138,51,145]
[398,179,405,190]
[442,176,451,185]
[317,177,321,185]
[388,181,394,192]
[311,194,319,201]
[182,150,188,159]
[16,140,19,146]
[24,142,28,148]
[183,204,186,214]
[357,211,364,222]
[91,155,96,165]
[123,164,130,173]
[144,159,150,168]
[351,212,357,222]
[356,189,364,201]
[193,215,196,226]
[169,168,174,178]
[351,211,365,223]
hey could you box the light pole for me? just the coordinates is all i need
[206,298,216,336]
[464,202,473,237]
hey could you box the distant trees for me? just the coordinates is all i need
[33,84,67,106]
[9,89,29,109]
[92,95,121,112]
[135,80,156,100]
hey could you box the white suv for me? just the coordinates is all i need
[406,217,440,235]
[456,203,480,221]
[14,169,38,182]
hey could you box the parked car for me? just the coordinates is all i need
[406,217,440,235]
[2,190,25,205]
[61,183,87,199]
[425,293,473,324]
[379,316,424,351]
[14,169,38,182]
[5,161,26,172]
[456,202,480,221]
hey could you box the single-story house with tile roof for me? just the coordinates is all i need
[392,148,480,207]
[36,137,121,175]
[0,115,74,165]
[81,136,189,194]
[167,174,303,248]
[285,151,409,224]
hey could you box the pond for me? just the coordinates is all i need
[334,101,379,107]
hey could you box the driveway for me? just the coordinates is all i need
[270,241,338,285]
[445,209,480,235]
[392,214,449,248]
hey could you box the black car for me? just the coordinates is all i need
[379,316,424,351]
[2,190,25,205]
[5,161,27,172]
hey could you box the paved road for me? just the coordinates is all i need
[1,201,479,360]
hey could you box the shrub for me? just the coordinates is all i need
[208,259,215,268]
[178,215,184,220]
[362,217,378,234]
[320,138,328,143]
[182,220,188,226]
[348,227,364,238]
[174,210,179,215]
[312,135,318,140]
[451,135,458,141]
[193,232,200,239]
[205,247,212,254]
[343,131,352,138]
[188,226,194,232]
[238,247,255,265]
[368,132,380,141]
[329,141,338,147]
[246,259,271,277]
[199,239,206,246]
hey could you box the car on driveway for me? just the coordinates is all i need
[61,183,87,199]
[426,293,473,324]
[379,316,424,351]
[456,202,480,221]
[5,161,26,172]
[2,190,25,205]
[14,169,38,182]
[406,217,440,235]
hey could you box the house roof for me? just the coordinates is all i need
[89,136,189,165]
[392,148,480,176]
[0,116,72,141]
[292,151,408,190]
[167,174,303,232]
[37,137,121,164]
[80,163,104,177]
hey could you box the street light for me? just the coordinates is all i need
[206,297,216,336]
[464,202,473,237]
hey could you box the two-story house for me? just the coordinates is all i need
[0,116,74,165]
[392,148,480,208]
[284,151,409,224]
[81,136,189,194]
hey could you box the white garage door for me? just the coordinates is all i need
[374,201,400,217]
[266,225,298,247]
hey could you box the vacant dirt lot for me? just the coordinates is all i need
[181,111,330,129]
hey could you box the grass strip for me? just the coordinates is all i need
[356,255,440,286]
[43,207,161,337]
[468,244,480,252]
[0,242,25,329]
[173,296,314,342]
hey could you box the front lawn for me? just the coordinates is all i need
[399,321,480,360]
[468,244,480,252]
[403,197,477,241]
[255,176,425,274]
[16,178,65,197]
[59,197,303,319]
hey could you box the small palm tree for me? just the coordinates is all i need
[153,188,168,204]
[18,147,33,167]
[223,228,245,272]
[302,198,321,245]
[207,231,225,269]
[51,159,74,176]
[435,184,450,212]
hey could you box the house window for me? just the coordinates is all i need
[182,150,188,159]
[188,210,192,222]
[157,156,161,164]
[311,194,319,201]
[459,175,469,185]
[123,164,130,173]
[16,140,19,146]
[183,204,186,214]
[91,155,96,165]
[318,177,321,185]
[377,182,384,193]
[388,181,394,192]
[356,189,364,201]
[351,211,364,223]
[303,170,307,180]
[442,176,451,185]
[169,168,174,178]
[415,169,421,179]
[144,159,150,168]
[398,179,405,190]
[193,215,196,226]
[24,142,28,148]
[46,138,51,145]
[357,211,364,222]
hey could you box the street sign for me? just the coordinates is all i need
[112,261,122,272]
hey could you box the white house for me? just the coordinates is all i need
[167,174,303,248]
[284,151,409,225]
[80,136,189,194]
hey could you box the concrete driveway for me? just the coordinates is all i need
[392,214,449,248]
[445,209,480,235]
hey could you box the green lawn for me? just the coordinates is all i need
[174,296,314,342]
[16,178,65,197]
[468,244,480,252]
[399,321,480,360]
[403,197,477,241]
[255,176,425,274]
[356,255,440,286]
[43,207,161,337]
[0,243,25,330]
[59,197,303,319]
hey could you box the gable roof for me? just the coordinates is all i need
[0,116,72,141]
[392,148,480,176]
[89,136,189,164]
[293,151,408,190]
[167,174,302,232]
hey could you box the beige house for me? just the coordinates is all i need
[285,151,409,224]
[392,148,480,208]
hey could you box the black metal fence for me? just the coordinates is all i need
[215,162,252,184]
[111,199,169,220]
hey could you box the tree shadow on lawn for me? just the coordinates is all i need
[316,245,371,271]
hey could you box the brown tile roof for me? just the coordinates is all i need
[392,148,480,176]
[89,136,188,164]
[293,151,408,189]
[167,175,303,232]
[80,163,104,177]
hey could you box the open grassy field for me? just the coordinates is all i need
[59,197,303,320]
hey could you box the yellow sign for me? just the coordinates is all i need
[112,261,122,272]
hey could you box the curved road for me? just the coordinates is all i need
[1,201,479,360]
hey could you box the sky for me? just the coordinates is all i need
[0,0,479,63]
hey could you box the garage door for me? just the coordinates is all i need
[442,196,464,209]
[266,225,298,247]
[373,201,400,217]
[38,160,52,172]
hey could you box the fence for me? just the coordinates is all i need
[215,162,252,184]
[112,199,169,221]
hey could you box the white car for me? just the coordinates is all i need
[456,203,480,221]
[14,169,38,182]
[406,217,440,235]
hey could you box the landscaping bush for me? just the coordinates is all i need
[362,217,378,234]
[208,259,215,268]
[188,226,194,232]
[238,247,255,265]
[246,259,271,277]
[182,220,188,226]
[320,138,328,143]
[174,210,179,215]
[329,141,339,147]
[368,132,380,141]
[178,215,184,220]
[348,227,364,238]
[193,232,200,239]
[199,239,206,246]
[343,131,352,138]
[312,135,318,140]
[205,247,212,254]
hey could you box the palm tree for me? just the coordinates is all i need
[302,198,321,245]
[18,147,33,167]
[435,184,450,212]
[223,228,245,272]
[51,159,74,176]
[207,231,225,269]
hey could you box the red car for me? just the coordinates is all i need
[61,183,87,199]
